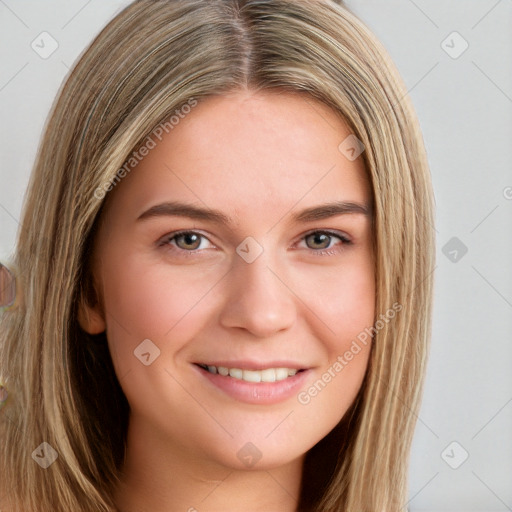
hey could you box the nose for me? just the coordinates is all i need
[218,249,297,338]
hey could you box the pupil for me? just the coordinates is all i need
[181,233,199,249]
[310,233,329,249]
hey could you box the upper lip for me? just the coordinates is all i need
[194,360,309,371]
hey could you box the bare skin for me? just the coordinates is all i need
[79,90,375,512]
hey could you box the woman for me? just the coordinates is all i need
[0,1,435,510]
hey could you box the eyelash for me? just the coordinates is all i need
[158,229,352,257]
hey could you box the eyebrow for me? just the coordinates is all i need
[136,200,371,225]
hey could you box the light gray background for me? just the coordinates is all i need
[1,1,511,510]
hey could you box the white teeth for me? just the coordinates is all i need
[229,368,243,379]
[242,370,261,383]
[217,366,229,376]
[202,365,301,383]
[275,368,289,381]
[260,368,276,382]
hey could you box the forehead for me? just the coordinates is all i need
[103,90,370,226]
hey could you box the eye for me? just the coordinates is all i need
[300,230,351,253]
[160,231,214,252]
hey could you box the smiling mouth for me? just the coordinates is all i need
[196,364,305,383]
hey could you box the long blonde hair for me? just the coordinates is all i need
[0,1,435,510]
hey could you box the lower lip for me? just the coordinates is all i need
[194,365,311,405]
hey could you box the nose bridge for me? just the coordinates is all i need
[218,243,297,337]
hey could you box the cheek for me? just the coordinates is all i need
[291,256,374,421]
[104,251,222,329]
[99,249,223,374]
[292,253,375,342]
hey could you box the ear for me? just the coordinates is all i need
[78,302,106,334]
[77,286,106,334]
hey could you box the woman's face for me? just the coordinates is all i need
[81,90,375,470]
